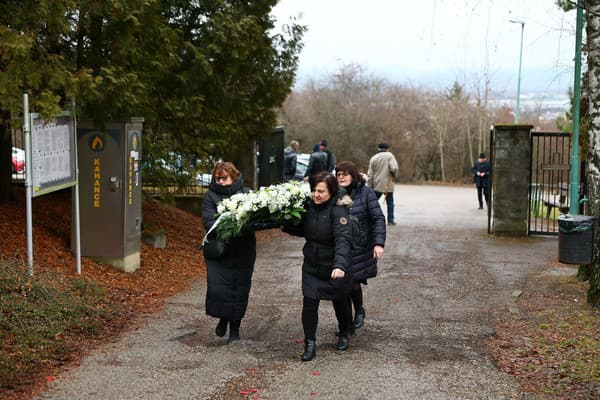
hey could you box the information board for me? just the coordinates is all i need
[30,113,77,197]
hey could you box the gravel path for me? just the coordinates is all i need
[36,184,557,400]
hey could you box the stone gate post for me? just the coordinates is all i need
[491,124,533,236]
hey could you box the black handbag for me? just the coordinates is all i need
[200,218,227,260]
[202,237,227,259]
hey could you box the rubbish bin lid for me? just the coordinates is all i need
[558,214,597,232]
[558,214,596,223]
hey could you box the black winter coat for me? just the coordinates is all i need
[347,181,386,282]
[472,160,491,187]
[201,175,256,320]
[285,195,353,300]
[304,151,328,178]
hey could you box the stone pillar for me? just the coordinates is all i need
[492,124,533,236]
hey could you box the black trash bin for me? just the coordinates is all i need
[558,214,597,264]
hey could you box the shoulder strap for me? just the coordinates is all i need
[202,213,226,244]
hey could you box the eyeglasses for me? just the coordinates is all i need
[215,175,230,182]
[336,172,349,177]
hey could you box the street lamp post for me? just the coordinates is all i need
[509,19,525,124]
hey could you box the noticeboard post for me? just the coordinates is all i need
[24,94,81,275]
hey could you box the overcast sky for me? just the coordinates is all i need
[272,0,577,95]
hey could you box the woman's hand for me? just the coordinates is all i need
[373,245,384,260]
[331,268,345,280]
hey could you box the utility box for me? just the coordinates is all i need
[73,118,144,272]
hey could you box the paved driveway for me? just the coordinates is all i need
[37,184,557,400]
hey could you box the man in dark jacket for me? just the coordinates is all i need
[319,139,337,173]
[472,152,491,209]
[283,140,299,181]
[304,144,328,180]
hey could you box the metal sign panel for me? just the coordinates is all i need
[30,112,77,197]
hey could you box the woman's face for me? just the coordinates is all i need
[312,182,331,205]
[214,170,233,185]
[336,171,352,188]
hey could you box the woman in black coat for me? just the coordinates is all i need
[201,162,256,344]
[284,172,354,361]
[336,161,386,331]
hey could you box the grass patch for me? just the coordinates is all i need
[0,259,123,390]
[490,273,600,399]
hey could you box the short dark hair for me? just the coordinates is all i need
[479,152,486,159]
[335,161,365,188]
[309,172,338,197]
[320,139,328,147]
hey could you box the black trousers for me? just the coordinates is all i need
[302,296,352,340]
[477,185,490,207]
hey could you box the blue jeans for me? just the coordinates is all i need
[375,191,395,223]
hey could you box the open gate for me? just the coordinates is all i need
[528,132,571,235]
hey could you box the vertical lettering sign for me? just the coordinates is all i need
[31,113,77,197]
[89,134,104,208]
[128,132,140,205]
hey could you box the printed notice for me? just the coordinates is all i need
[31,114,77,197]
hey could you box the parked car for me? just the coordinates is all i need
[11,147,25,173]
[143,152,216,187]
[293,153,310,181]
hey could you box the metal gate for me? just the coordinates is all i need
[528,132,571,235]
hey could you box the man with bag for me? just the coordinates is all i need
[367,143,399,225]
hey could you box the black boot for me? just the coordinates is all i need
[336,335,349,351]
[215,318,228,337]
[227,320,240,343]
[353,307,365,329]
[301,339,316,361]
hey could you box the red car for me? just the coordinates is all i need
[11,147,25,173]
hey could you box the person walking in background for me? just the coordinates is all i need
[283,172,354,361]
[201,162,256,344]
[336,161,386,333]
[304,144,328,180]
[472,152,491,209]
[367,143,399,225]
[284,140,299,181]
[319,139,337,173]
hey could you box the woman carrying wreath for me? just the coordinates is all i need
[335,161,386,333]
[201,161,256,344]
[283,172,354,361]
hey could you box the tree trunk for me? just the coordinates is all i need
[586,1,600,306]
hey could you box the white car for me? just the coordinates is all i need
[293,153,310,180]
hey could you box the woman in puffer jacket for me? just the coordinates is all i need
[201,162,256,344]
[335,161,386,332]
[283,172,354,361]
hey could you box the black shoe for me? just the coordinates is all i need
[353,307,365,329]
[336,335,349,351]
[387,221,396,226]
[478,205,483,209]
[227,320,240,344]
[301,339,316,361]
[215,319,228,337]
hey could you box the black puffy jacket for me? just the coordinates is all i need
[346,181,386,281]
[201,175,256,320]
[283,194,353,300]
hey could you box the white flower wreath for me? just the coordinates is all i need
[214,180,311,240]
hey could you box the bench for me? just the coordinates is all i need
[543,183,570,217]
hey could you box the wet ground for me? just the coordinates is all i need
[36,184,558,400]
